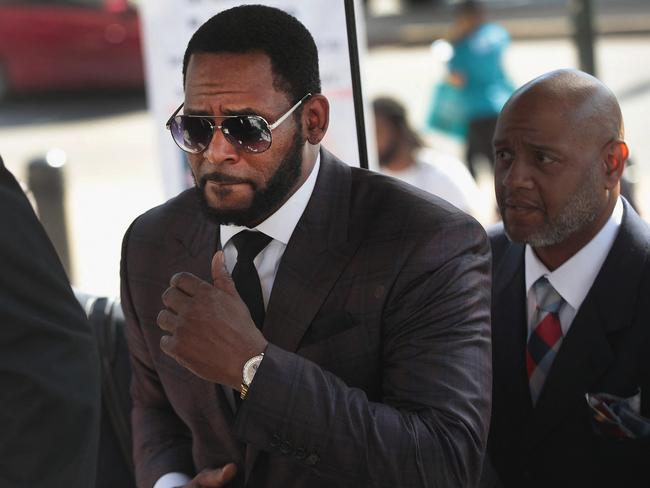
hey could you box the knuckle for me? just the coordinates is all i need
[161,287,172,305]
[159,334,174,352]
[198,280,213,293]
[171,271,189,287]
[157,309,170,328]
[173,322,186,339]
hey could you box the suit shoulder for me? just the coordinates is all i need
[0,165,35,220]
[349,166,482,230]
[487,222,509,254]
[343,167,490,266]
[128,188,198,238]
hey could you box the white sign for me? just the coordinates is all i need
[140,0,367,197]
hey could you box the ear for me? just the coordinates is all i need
[302,94,329,145]
[603,139,628,189]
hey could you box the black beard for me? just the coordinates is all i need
[196,131,304,227]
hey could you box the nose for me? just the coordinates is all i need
[202,125,240,166]
[498,156,534,191]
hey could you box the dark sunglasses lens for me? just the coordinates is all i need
[171,116,213,153]
[223,116,272,153]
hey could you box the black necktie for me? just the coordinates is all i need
[230,230,272,330]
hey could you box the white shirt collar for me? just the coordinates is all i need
[220,153,321,246]
[525,197,623,311]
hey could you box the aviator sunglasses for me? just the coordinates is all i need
[166,93,311,154]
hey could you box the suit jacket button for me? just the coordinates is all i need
[280,440,293,455]
[270,434,281,448]
[305,453,320,466]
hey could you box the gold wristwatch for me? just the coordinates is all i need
[240,353,264,400]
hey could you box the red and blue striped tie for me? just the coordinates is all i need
[526,277,564,405]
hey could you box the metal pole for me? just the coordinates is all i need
[345,0,369,169]
[571,0,597,76]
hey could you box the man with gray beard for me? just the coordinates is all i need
[483,69,650,488]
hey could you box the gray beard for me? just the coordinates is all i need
[506,170,602,247]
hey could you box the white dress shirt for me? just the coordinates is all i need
[524,197,623,338]
[154,155,320,488]
[220,154,321,307]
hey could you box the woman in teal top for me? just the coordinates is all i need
[448,0,514,177]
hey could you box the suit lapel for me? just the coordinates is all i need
[491,240,532,436]
[527,200,649,447]
[262,150,361,352]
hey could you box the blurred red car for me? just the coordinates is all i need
[0,0,144,98]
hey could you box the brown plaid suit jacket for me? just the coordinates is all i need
[121,149,492,488]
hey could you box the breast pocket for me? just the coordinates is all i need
[297,313,376,386]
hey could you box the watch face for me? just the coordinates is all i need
[243,355,263,385]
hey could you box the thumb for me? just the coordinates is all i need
[195,463,238,487]
[211,250,237,294]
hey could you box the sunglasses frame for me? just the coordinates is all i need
[165,93,312,154]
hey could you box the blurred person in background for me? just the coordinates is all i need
[0,156,100,487]
[447,0,514,178]
[121,5,492,488]
[374,96,484,218]
[485,69,650,488]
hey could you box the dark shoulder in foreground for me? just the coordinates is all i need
[0,160,35,217]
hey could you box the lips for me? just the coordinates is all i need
[207,179,244,187]
[199,172,255,196]
[504,197,543,212]
[201,173,250,186]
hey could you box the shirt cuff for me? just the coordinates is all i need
[153,472,192,488]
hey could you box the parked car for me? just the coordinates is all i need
[0,0,144,99]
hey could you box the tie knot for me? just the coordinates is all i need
[230,230,272,262]
[534,277,563,314]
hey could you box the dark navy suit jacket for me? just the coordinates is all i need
[487,199,650,488]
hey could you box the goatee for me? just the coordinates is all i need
[196,131,304,227]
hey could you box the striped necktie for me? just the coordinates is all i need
[526,277,564,405]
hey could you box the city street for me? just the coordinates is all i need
[1,34,649,297]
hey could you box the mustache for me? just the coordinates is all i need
[500,190,544,211]
[199,172,254,187]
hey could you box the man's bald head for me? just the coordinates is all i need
[505,69,624,141]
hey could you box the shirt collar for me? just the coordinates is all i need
[525,197,623,310]
[220,153,321,247]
